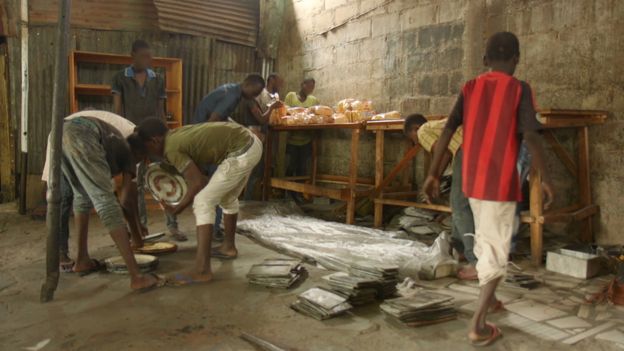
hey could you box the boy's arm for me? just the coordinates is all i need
[113,94,123,116]
[423,94,463,203]
[161,160,207,215]
[524,132,554,209]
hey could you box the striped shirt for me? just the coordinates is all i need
[445,71,541,201]
[417,119,463,156]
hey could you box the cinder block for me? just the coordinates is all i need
[401,97,431,115]
[438,0,467,23]
[335,3,358,24]
[325,0,349,11]
[372,13,401,36]
[400,4,438,31]
[344,19,371,42]
[546,250,601,280]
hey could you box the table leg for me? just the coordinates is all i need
[529,166,544,266]
[346,129,360,225]
[262,128,273,201]
[374,131,385,228]
[311,132,319,186]
[577,126,593,242]
[400,138,412,189]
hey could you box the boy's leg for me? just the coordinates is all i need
[450,150,478,278]
[59,174,73,266]
[213,135,263,257]
[137,160,148,227]
[213,206,224,241]
[468,198,516,342]
[166,212,188,242]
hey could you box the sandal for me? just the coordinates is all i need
[211,247,237,260]
[73,259,105,277]
[166,273,212,287]
[469,322,502,347]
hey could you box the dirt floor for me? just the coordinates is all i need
[0,202,622,351]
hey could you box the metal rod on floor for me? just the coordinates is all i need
[40,0,71,303]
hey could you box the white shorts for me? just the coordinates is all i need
[193,133,262,226]
[469,198,517,286]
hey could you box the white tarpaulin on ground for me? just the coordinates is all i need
[238,202,455,278]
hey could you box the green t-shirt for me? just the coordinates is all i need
[164,122,251,173]
[284,92,319,145]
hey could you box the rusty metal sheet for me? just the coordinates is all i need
[154,0,259,47]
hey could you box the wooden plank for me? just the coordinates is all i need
[0,55,15,202]
[543,130,577,177]
[270,122,365,131]
[317,174,374,185]
[68,51,78,113]
[374,144,421,196]
[374,131,384,228]
[270,178,347,200]
[381,191,422,199]
[529,167,544,266]
[577,126,593,242]
[346,129,361,224]
[539,204,599,224]
[373,198,452,213]
[540,117,606,128]
[365,115,447,131]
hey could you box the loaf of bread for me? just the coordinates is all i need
[332,113,348,124]
[371,111,402,120]
[309,105,334,116]
[337,98,356,113]
[287,107,307,115]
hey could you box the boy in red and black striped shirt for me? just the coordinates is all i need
[424,32,554,346]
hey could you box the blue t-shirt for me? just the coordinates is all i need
[192,83,242,123]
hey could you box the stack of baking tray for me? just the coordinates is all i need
[380,291,457,327]
[349,261,399,298]
[504,273,540,291]
[246,258,307,289]
[291,287,353,320]
[323,272,380,305]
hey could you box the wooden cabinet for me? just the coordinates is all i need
[68,50,183,128]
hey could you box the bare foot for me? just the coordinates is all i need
[457,265,478,280]
[130,273,164,292]
[168,271,213,286]
[73,258,98,272]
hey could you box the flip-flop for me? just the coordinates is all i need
[74,259,105,277]
[166,273,212,287]
[211,247,237,260]
[60,260,75,273]
[136,273,166,293]
[469,322,502,347]
[144,232,165,242]
[169,231,188,242]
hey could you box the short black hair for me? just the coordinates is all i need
[485,32,520,62]
[403,113,427,134]
[243,74,266,89]
[267,73,280,83]
[136,117,168,141]
[303,77,315,85]
[131,39,150,53]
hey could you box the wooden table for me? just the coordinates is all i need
[368,109,607,266]
[263,122,375,224]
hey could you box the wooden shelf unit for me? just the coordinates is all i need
[68,50,183,128]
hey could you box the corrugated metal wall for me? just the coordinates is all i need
[153,0,259,47]
[16,25,260,173]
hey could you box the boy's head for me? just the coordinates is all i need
[300,78,316,96]
[483,32,520,75]
[241,74,266,99]
[131,39,152,71]
[131,117,169,158]
[403,113,427,143]
[266,73,284,93]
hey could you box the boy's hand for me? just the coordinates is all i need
[423,175,440,204]
[269,100,284,111]
[542,181,555,210]
[160,200,178,215]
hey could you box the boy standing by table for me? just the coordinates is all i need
[423,32,554,346]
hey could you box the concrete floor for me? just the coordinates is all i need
[0,204,621,351]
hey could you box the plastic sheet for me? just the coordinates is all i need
[238,202,456,278]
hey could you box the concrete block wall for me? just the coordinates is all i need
[276,0,624,244]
